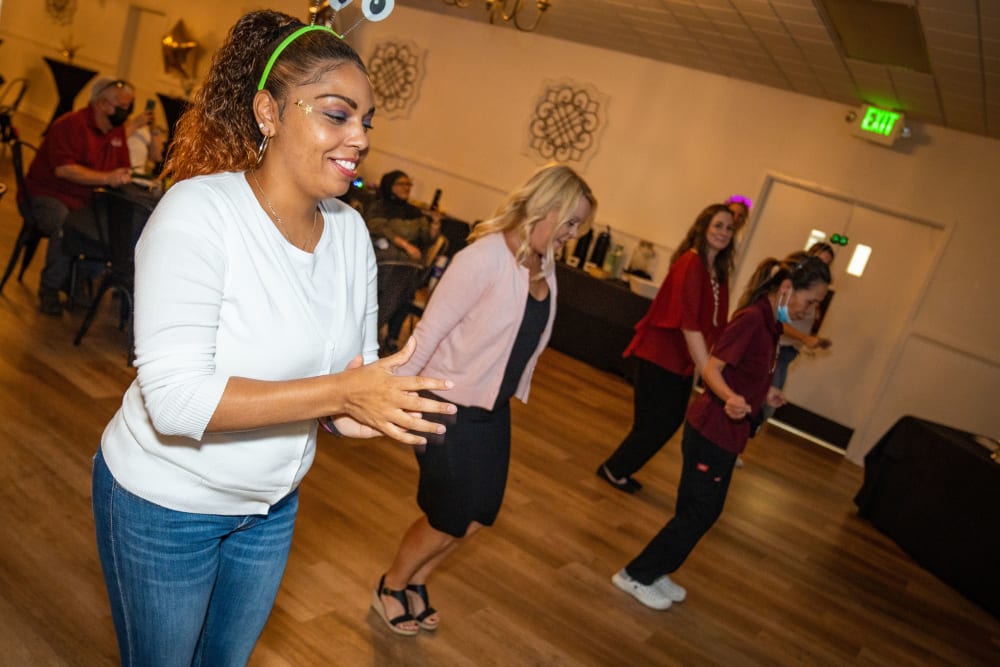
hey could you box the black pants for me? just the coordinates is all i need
[625,423,737,584]
[602,358,693,478]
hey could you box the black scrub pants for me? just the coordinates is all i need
[602,358,693,478]
[625,423,738,584]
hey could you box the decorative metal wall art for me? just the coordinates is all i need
[526,79,607,169]
[367,39,425,119]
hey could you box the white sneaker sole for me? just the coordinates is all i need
[612,571,672,610]
[653,575,687,602]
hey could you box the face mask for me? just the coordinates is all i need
[107,103,133,128]
[776,290,791,324]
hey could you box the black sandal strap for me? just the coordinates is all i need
[406,583,437,622]
[379,576,417,626]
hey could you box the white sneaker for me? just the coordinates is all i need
[612,569,672,610]
[653,574,686,602]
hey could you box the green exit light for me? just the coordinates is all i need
[851,104,906,146]
[860,106,902,137]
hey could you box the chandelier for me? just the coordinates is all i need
[443,0,552,33]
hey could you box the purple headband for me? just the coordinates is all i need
[726,194,753,209]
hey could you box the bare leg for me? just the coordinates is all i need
[382,516,483,626]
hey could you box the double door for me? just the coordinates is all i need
[732,176,944,450]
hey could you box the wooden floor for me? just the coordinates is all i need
[1,117,998,666]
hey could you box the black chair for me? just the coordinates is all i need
[73,188,155,362]
[0,77,29,144]
[376,260,427,352]
[0,138,42,293]
[439,216,470,257]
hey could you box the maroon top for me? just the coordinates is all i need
[623,250,728,377]
[25,105,130,210]
[686,296,781,453]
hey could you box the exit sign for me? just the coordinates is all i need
[851,104,906,146]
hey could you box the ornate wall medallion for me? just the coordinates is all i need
[368,39,425,119]
[527,80,608,169]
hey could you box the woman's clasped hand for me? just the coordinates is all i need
[331,337,455,444]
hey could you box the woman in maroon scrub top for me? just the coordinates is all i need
[598,204,736,493]
[611,254,832,610]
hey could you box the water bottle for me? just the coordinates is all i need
[572,228,593,267]
[604,243,625,279]
[427,254,448,293]
[588,226,611,269]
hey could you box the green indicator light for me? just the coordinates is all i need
[860,106,901,137]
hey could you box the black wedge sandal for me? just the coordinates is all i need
[371,574,419,636]
[406,583,440,631]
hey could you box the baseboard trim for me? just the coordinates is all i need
[766,419,847,454]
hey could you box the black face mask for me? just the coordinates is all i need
[107,102,133,128]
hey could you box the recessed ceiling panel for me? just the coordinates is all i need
[819,0,931,72]
[398,0,995,138]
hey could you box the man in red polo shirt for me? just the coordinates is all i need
[25,77,152,315]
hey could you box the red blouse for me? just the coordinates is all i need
[685,297,782,453]
[623,250,728,377]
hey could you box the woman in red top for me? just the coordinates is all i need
[611,255,831,610]
[598,203,736,492]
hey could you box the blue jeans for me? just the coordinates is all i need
[92,448,298,666]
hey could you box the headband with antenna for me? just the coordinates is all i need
[258,25,340,91]
[257,0,396,91]
[313,0,396,34]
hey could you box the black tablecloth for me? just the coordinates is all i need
[855,416,1000,617]
[549,263,651,377]
[43,57,96,133]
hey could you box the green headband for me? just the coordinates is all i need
[257,24,343,91]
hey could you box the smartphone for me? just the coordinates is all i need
[144,99,156,113]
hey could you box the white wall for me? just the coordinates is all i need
[2,1,997,462]
[351,8,1000,463]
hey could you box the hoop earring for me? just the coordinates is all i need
[255,134,271,168]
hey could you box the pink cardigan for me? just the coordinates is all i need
[398,231,557,409]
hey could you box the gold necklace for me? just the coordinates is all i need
[250,170,319,250]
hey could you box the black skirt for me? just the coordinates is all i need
[416,401,511,538]
[414,290,550,537]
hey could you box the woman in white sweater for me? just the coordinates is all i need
[91,11,454,665]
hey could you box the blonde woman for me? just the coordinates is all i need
[373,165,596,635]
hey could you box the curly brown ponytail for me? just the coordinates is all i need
[164,10,366,183]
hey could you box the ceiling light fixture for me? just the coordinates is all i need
[444,0,552,33]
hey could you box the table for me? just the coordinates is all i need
[42,57,96,133]
[854,416,1000,617]
[73,183,162,359]
[549,263,652,377]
